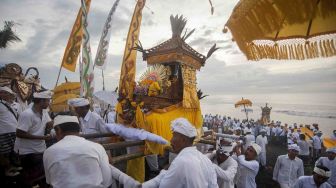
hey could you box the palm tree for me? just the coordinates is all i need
[0,21,21,49]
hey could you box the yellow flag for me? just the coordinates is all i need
[61,0,91,72]
[118,0,146,99]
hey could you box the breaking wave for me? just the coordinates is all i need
[274,110,336,119]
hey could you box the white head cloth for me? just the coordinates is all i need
[171,118,197,138]
[326,147,336,153]
[288,144,300,152]
[33,90,52,99]
[249,142,262,155]
[260,129,267,133]
[244,128,251,133]
[314,166,331,177]
[68,98,90,107]
[0,86,15,95]
[218,145,232,156]
[53,115,79,127]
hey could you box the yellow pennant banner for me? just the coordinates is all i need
[61,0,91,72]
[118,0,146,99]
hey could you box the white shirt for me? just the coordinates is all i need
[315,157,336,186]
[292,176,332,188]
[211,155,238,188]
[0,100,18,134]
[15,107,51,154]
[234,155,259,188]
[107,111,116,123]
[256,135,268,153]
[297,140,310,156]
[312,135,322,149]
[79,111,109,135]
[158,146,218,188]
[273,154,304,186]
[43,135,112,188]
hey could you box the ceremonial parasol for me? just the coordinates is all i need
[93,90,118,107]
[235,97,252,120]
[224,0,336,61]
[53,82,80,99]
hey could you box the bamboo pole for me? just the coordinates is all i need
[103,140,145,150]
[111,152,145,164]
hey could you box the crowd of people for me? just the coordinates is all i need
[201,113,336,188]
[1,85,336,188]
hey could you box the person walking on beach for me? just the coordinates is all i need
[233,142,261,188]
[297,134,311,164]
[315,147,336,187]
[256,129,268,168]
[273,144,304,188]
[292,165,332,188]
[312,131,323,160]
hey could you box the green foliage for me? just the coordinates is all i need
[0,21,21,49]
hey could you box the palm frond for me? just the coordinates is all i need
[139,64,167,84]
[182,28,195,41]
[206,43,220,59]
[0,21,21,49]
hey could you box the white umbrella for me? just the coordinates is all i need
[93,90,118,107]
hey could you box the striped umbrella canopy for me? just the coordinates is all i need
[224,0,336,61]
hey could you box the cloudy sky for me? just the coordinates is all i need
[1,0,336,110]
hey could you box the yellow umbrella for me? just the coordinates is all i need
[50,93,79,113]
[235,97,252,120]
[224,0,336,60]
[235,98,252,108]
[53,82,80,99]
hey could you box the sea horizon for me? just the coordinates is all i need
[200,92,336,137]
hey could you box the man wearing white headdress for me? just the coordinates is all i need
[273,144,304,188]
[208,143,238,188]
[256,129,268,167]
[232,142,261,188]
[14,90,53,186]
[315,147,336,187]
[142,117,218,188]
[43,115,141,188]
[68,98,109,138]
[292,165,332,188]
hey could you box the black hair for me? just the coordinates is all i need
[32,97,42,104]
[55,122,80,133]
[315,165,330,172]
[299,134,305,140]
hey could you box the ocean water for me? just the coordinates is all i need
[200,93,336,137]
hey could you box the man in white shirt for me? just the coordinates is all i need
[142,117,218,188]
[256,129,268,168]
[15,90,53,187]
[43,115,113,188]
[315,147,336,187]
[233,142,261,188]
[208,144,238,188]
[292,165,332,188]
[312,131,323,160]
[244,129,255,151]
[68,98,109,136]
[0,86,19,176]
[273,144,304,188]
